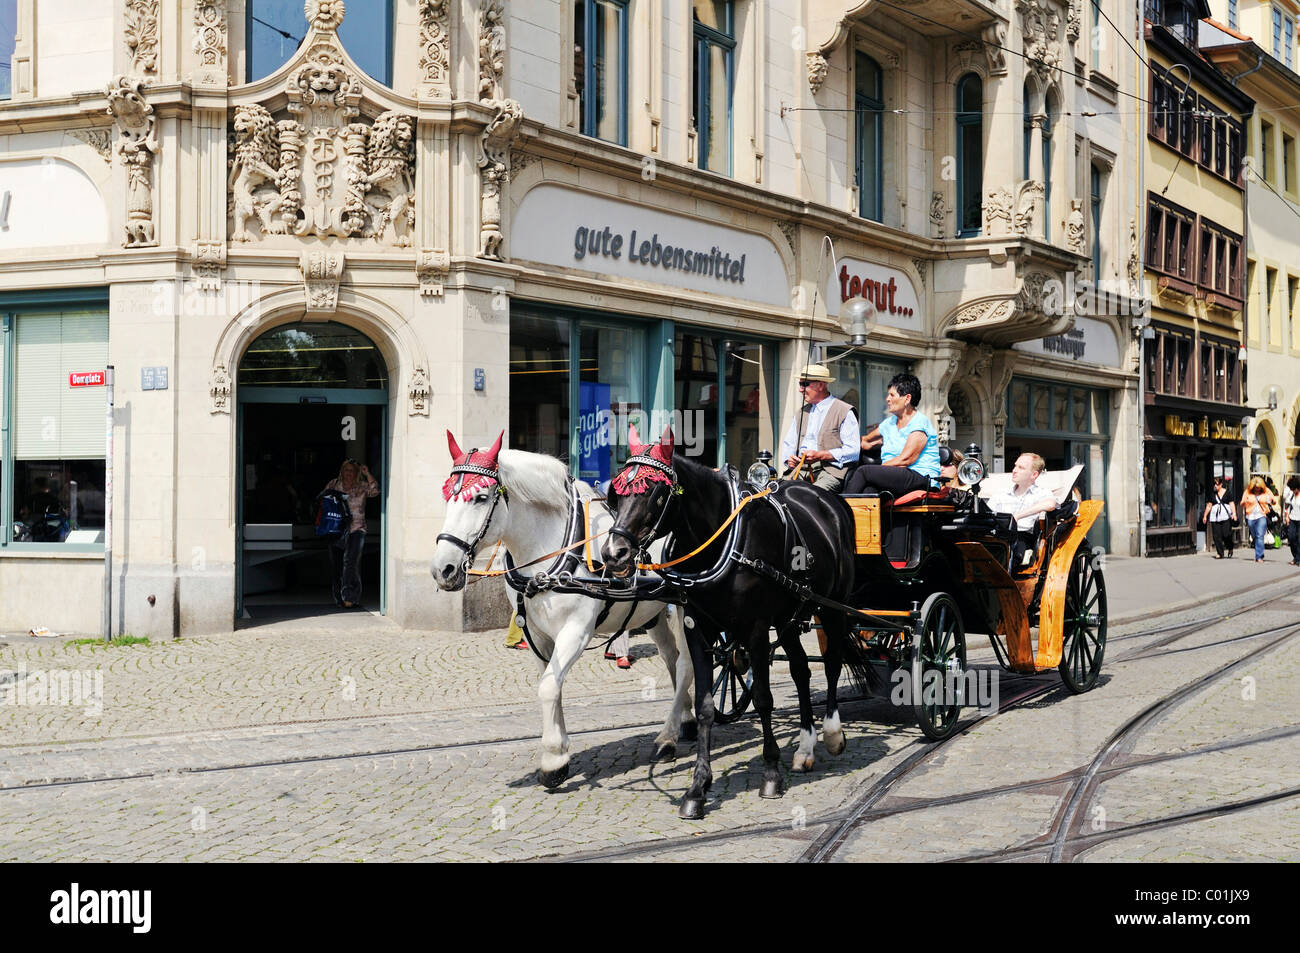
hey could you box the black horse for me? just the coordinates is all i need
[602,427,875,819]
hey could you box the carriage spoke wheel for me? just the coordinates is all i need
[1059,549,1107,694]
[710,635,752,725]
[909,593,967,741]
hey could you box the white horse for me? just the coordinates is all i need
[431,433,695,789]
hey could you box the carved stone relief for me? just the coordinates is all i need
[984,187,1013,237]
[1013,180,1044,237]
[71,129,113,164]
[950,299,1016,328]
[418,248,451,296]
[418,0,451,96]
[1066,199,1086,253]
[911,258,928,289]
[1067,0,1082,45]
[193,1,228,86]
[806,53,828,95]
[125,0,160,76]
[777,220,798,255]
[983,23,1008,75]
[1017,0,1062,80]
[509,149,539,179]
[225,7,416,244]
[1127,217,1140,291]
[106,76,158,248]
[479,0,506,102]
[409,364,432,416]
[478,99,524,259]
[210,363,233,413]
[930,191,946,239]
[193,240,226,291]
[300,251,346,314]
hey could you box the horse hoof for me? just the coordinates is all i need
[824,731,846,757]
[679,721,699,742]
[679,797,707,820]
[794,754,815,773]
[651,742,677,763]
[537,763,569,789]
[760,775,785,799]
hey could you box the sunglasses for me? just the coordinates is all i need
[798,380,817,387]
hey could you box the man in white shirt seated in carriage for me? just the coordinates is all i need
[779,363,860,493]
[988,452,1058,568]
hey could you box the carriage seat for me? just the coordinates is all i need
[977,465,1084,571]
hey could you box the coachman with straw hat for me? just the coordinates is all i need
[779,363,861,492]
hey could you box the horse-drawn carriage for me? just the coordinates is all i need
[709,450,1107,740]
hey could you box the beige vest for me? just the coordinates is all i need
[799,396,853,479]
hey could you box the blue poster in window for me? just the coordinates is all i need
[578,381,612,483]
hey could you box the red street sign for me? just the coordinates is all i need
[69,371,106,387]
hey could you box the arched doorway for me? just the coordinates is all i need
[236,322,389,622]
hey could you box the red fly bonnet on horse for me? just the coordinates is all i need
[443,431,504,501]
[611,425,676,496]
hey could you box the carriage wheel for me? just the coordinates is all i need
[711,635,752,725]
[1059,549,1107,694]
[909,593,967,741]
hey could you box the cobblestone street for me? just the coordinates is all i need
[1,553,1297,862]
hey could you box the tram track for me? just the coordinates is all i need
[800,612,1300,864]
[1,590,1295,865]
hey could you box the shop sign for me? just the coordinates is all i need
[1013,316,1121,367]
[69,371,105,387]
[511,185,790,307]
[824,258,922,330]
[1162,414,1243,441]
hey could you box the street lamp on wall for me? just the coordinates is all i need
[841,297,877,347]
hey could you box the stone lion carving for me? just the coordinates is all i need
[229,104,289,241]
[363,111,416,246]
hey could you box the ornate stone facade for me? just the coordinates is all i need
[300,251,346,314]
[106,76,158,248]
[478,99,524,259]
[479,1,506,102]
[806,53,829,95]
[409,365,432,416]
[124,0,159,77]
[418,0,452,96]
[193,1,228,86]
[1017,0,1062,81]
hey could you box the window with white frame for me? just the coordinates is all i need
[1274,8,1284,59]
[1229,0,1238,29]
[576,0,629,145]
[0,0,14,101]
[247,0,393,85]
[1,303,109,548]
[856,51,884,222]
[956,73,983,236]
[692,1,735,175]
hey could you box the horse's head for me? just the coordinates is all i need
[432,430,507,591]
[601,424,677,577]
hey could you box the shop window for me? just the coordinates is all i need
[1173,458,1187,525]
[955,74,983,236]
[1032,387,1050,430]
[1159,456,1173,527]
[693,1,734,175]
[0,0,14,101]
[2,309,109,547]
[247,0,393,85]
[509,312,572,462]
[674,332,719,465]
[576,0,629,145]
[856,52,884,222]
[1010,379,1030,428]
[578,323,644,482]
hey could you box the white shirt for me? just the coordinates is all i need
[1286,488,1300,520]
[779,397,860,468]
[989,481,1053,532]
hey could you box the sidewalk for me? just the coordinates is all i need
[1105,550,1299,623]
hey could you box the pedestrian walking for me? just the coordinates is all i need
[1202,476,1236,559]
[1284,475,1300,567]
[320,459,379,608]
[1240,476,1278,563]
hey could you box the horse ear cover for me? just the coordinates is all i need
[447,430,464,461]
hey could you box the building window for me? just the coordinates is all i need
[509,308,648,480]
[856,52,884,222]
[576,0,629,145]
[693,1,735,175]
[1043,94,1057,240]
[1229,0,1238,29]
[0,0,14,101]
[1288,17,1295,69]
[1,306,110,547]
[955,73,983,236]
[1285,132,1297,192]
[1090,164,1104,276]
[1023,83,1033,181]
[1261,120,1275,183]
[1091,0,1102,69]
[1265,266,1277,344]
[1274,9,1284,60]
[247,0,393,85]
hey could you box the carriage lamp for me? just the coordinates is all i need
[957,456,986,488]
[841,297,877,346]
[747,449,777,488]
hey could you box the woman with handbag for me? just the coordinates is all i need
[1240,476,1278,563]
[320,459,380,608]
[1202,476,1236,559]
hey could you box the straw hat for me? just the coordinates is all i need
[799,363,836,384]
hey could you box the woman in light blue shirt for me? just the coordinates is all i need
[844,373,940,496]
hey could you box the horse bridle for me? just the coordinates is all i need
[608,453,680,558]
[436,461,506,571]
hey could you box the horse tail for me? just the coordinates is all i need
[831,610,883,696]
